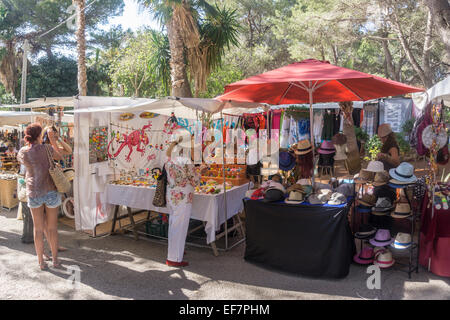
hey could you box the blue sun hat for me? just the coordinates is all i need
[279,151,296,171]
[389,162,417,184]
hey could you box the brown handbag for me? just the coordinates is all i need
[152,165,167,207]
[45,145,72,194]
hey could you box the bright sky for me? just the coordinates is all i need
[102,0,160,32]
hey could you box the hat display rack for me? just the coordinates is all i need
[353,161,420,278]
[425,100,448,272]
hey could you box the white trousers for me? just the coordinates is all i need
[167,202,192,262]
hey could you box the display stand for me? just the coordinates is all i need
[387,182,420,279]
[109,205,245,256]
[354,181,419,279]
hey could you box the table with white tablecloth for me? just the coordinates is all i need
[105,183,249,244]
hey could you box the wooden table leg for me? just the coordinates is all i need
[236,213,246,237]
[110,205,119,235]
[210,241,219,257]
[127,206,139,241]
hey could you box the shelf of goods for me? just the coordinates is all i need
[201,164,248,186]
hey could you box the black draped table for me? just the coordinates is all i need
[243,198,355,278]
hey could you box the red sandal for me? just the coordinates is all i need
[166,260,189,267]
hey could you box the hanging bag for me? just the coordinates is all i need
[45,144,71,193]
[152,165,167,207]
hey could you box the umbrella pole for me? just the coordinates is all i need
[221,112,228,250]
[309,89,315,186]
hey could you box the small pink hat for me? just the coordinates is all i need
[318,140,335,155]
[353,247,374,265]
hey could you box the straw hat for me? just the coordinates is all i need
[390,232,412,249]
[372,170,390,187]
[391,202,412,219]
[378,123,393,138]
[354,169,374,184]
[284,190,305,204]
[359,193,376,207]
[373,249,395,268]
[363,161,384,173]
[294,139,312,155]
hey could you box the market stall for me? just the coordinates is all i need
[73,96,262,254]
[412,76,450,277]
[217,58,424,278]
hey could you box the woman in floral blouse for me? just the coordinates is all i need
[165,134,207,267]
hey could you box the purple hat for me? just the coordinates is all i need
[369,229,394,247]
[353,247,374,265]
[318,140,335,155]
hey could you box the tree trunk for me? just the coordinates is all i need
[74,0,87,96]
[0,40,19,97]
[166,17,192,98]
[388,2,433,87]
[424,0,450,58]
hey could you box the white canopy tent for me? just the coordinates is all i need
[0,111,50,126]
[16,96,75,109]
[412,76,450,111]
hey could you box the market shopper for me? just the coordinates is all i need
[165,134,207,267]
[376,123,400,171]
[17,124,70,270]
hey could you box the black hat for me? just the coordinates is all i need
[355,224,377,239]
[262,188,285,203]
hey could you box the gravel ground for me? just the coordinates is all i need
[1,208,449,300]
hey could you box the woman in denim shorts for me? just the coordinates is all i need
[17,123,72,270]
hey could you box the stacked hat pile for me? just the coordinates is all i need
[353,228,413,268]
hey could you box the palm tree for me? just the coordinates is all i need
[139,0,239,97]
[73,0,87,96]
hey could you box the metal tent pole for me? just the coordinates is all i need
[308,87,315,187]
[221,112,228,250]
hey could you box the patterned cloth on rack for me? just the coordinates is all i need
[298,119,310,141]
[288,116,299,147]
[280,112,290,148]
[313,111,323,144]
[362,105,377,137]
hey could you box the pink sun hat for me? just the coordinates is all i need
[318,140,335,155]
[353,247,374,265]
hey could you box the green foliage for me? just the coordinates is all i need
[0,92,18,105]
[26,56,78,99]
[401,119,415,136]
[365,135,383,161]
[110,30,170,97]
[354,126,369,142]
[197,61,243,98]
[395,132,411,154]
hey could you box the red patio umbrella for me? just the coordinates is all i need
[217,59,423,181]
